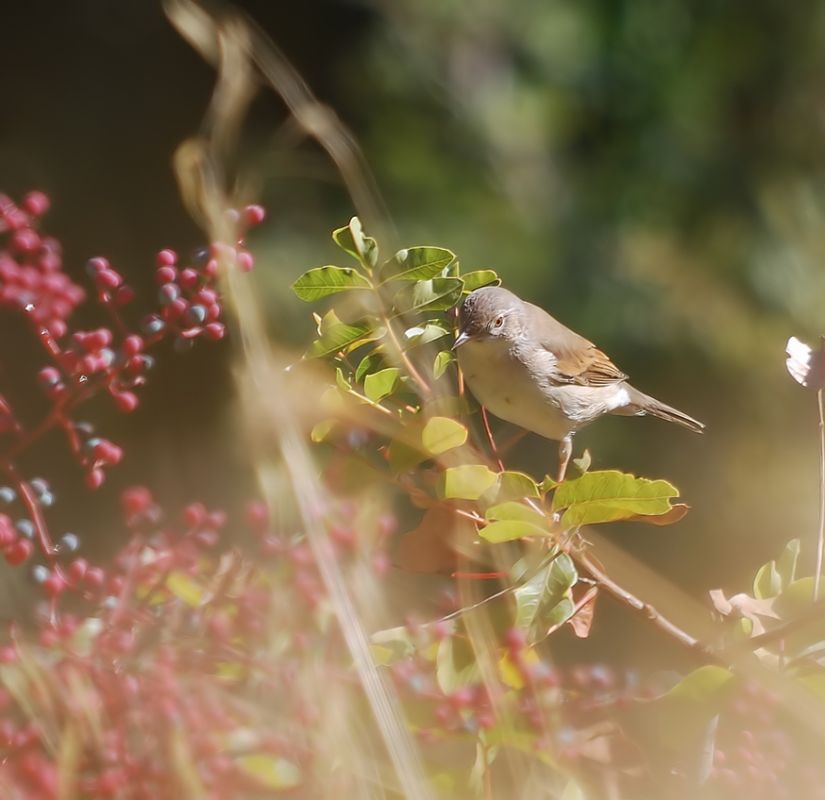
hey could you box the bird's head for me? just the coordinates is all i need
[453,287,524,349]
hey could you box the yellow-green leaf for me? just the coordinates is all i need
[486,501,546,526]
[307,310,374,358]
[433,350,455,379]
[167,571,203,607]
[422,416,467,455]
[461,269,501,292]
[552,470,679,527]
[479,519,547,543]
[364,367,400,402]
[496,471,541,502]
[237,754,302,791]
[291,265,371,302]
[441,464,498,500]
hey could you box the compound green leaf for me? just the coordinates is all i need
[307,310,375,358]
[552,470,679,527]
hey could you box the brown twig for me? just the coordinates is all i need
[574,551,717,661]
[480,406,505,472]
[815,387,825,601]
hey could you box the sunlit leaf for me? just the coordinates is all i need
[552,470,679,527]
[628,504,690,526]
[370,626,415,665]
[393,277,464,313]
[167,571,203,607]
[753,560,782,600]
[436,635,479,693]
[572,449,591,475]
[498,648,540,690]
[496,471,540,502]
[310,419,336,443]
[364,367,400,402]
[291,265,371,302]
[237,754,302,791]
[382,246,456,281]
[433,350,455,379]
[332,216,378,267]
[422,416,468,455]
[777,538,801,587]
[441,464,498,500]
[307,310,375,358]
[403,321,450,348]
[514,555,577,641]
[479,519,547,543]
[662,665,735,705]
[486,501,546,526]
[461,269,500,292]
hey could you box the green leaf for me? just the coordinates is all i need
[573,449,592,475]
[433,350,455,379]
[332,217,378,267]
[496,471,540,502]
[441,464,498,500]
[436,635,479,694]
[403,322,450,347]
[486,501,546,527]
[479,519,547,543]
[237,754,302,790]
[355,352,382,383]
[513,555,577,640]
[364,367,400,402]
[461,269,501,292]
[382,246,456,281]
[307,310,374,358]
[662,665,735,704]
[370,625,416,665]
[552,470,679,527]
[291,265,371,302]
[422,416,468,455]
[393,277,464,313]
[335,367,351,391]
[310,419,336,443]
[776,538,800,587]
[388,438,426,473]
[753,560,782,600]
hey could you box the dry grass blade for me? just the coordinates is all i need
[165,1,433,796]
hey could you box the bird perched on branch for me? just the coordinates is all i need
[453,286,704,481]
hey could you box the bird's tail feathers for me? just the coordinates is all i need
[621,386,705,434]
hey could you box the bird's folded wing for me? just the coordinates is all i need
[525,302,628,387]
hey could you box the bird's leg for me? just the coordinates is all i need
[557,434,573,482]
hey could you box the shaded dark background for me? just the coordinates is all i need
[1,0,824,662]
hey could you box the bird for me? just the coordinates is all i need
[453,286,704,481]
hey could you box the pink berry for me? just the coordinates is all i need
[243,204,266,227]
[22,191,50,217]
[156,249,178,267]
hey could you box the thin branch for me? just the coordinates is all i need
[573,551,718,661]
[480,406,505,472]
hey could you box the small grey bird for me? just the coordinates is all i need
[454,287,704,480]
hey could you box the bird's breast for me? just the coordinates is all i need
[457,339,573,441]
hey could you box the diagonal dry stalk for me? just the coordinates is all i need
[816,388,825,601]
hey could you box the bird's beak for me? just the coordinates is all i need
[452,331,471,350]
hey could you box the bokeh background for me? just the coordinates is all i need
[1,0,824,662]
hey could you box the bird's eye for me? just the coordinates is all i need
[493,316,504,328]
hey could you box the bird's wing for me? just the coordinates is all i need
[524,302,628,387]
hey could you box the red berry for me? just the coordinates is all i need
[4,538,32,565]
